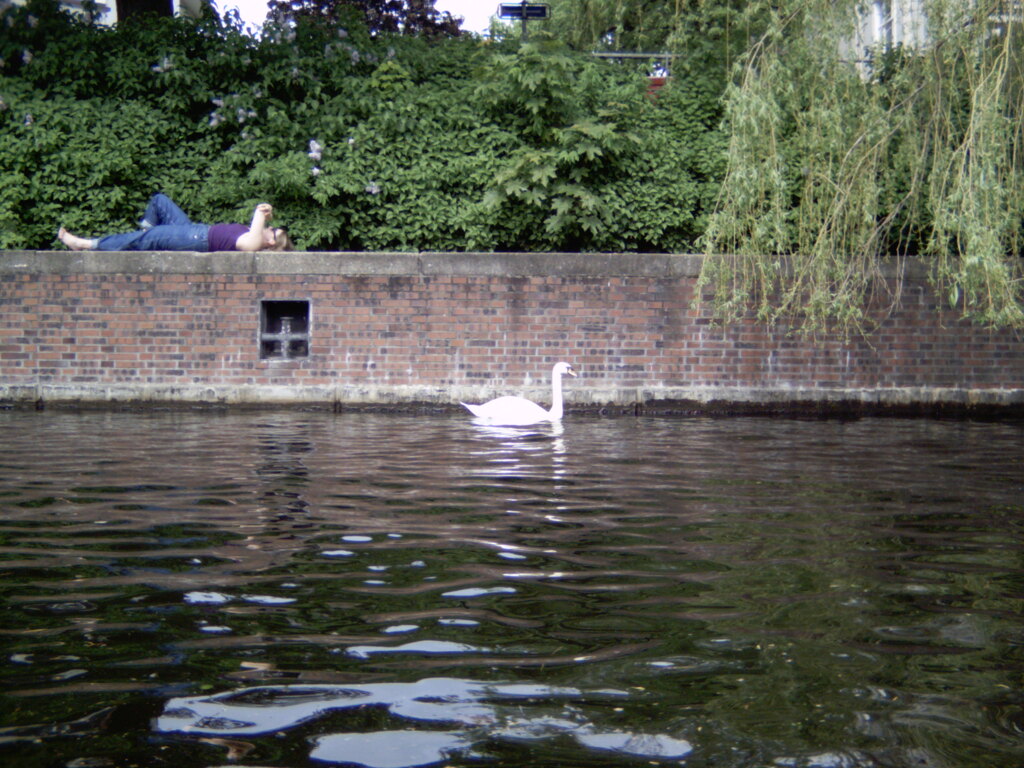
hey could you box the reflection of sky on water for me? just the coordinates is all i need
[345,639,487,659]
[157,677,692,767]
[312,730,468,768]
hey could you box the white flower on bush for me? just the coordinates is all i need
[308,139,322,162]
[311,167,321,177]
[152,56,172,73]
[21,49,32,65]
[23,113,33,126]
[365,182,380,195]
[26,14,38,28]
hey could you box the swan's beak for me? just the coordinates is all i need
[567,366,577,377]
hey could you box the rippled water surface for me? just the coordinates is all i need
[0,411,1021,768]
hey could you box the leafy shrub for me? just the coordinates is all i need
[0,0,725,252]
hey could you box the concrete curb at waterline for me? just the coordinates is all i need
[1,383,1021,418]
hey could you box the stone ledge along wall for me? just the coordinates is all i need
[0,250,1021,416]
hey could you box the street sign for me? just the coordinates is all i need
[498,3,549,20]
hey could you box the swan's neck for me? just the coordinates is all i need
[548,371,564,419]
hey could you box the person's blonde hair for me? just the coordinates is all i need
[268,228,294,252]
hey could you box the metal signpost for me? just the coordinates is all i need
[498,2,549,41]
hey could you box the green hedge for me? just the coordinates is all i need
[0,0,725,252]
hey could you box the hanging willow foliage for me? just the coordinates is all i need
[698,0,1024,333]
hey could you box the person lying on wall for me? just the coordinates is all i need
[57,193,293,252]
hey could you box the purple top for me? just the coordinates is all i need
[207,223,249,252]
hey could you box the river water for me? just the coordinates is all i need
[0,411,1020,768]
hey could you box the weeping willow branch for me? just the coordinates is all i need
[699,0,1024,334]
[926,1,1024,325]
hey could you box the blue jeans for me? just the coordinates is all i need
[96,194,210,251]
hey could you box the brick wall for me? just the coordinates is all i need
[0,251,1021,415]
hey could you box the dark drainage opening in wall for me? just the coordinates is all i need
[260,300,310,360]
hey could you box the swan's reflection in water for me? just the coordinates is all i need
[464,421,567,483]
[463,421,572,549]
[156,677,692,768]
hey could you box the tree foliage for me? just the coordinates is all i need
[540,0,683,52]
[265,0,462,37]
[2,0,1021,331]
[538,0,762,78]
[699,0,1024,332]
[0,0,722,253]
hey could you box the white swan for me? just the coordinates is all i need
[461,362,577,426]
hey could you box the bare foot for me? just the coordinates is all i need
[58,227,96,251]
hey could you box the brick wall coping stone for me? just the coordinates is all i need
[3,250,701,277]
[0,250,930,279]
